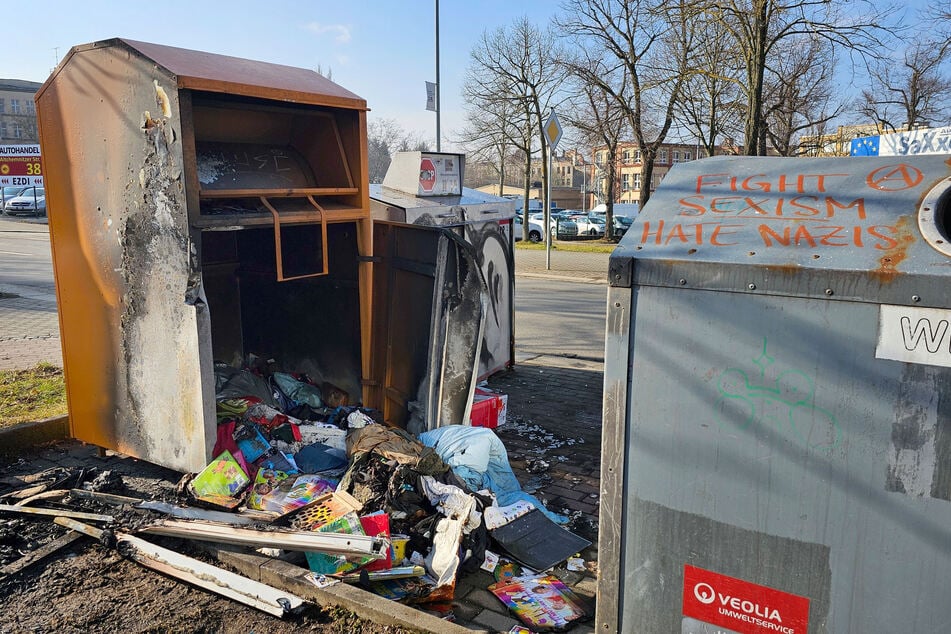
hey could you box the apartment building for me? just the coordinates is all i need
[593,142,707,204]
[0,79,42,143]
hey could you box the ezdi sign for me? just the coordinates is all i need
[682,565,810,634]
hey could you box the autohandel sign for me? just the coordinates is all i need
[0,144,43,187]
[682,564,810,634]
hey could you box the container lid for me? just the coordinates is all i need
[40,38,366,111]
[610,155,951,307]
[382,152,465,197]
[371,184,516,215]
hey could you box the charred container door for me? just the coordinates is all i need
[599,155,951,633]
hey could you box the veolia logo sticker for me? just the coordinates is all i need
[694,582,716,604]
[683,565,810,634]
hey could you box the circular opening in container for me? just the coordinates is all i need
[918,178,951,257]
[935,191,951,243]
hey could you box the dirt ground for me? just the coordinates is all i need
[0,443,411,634]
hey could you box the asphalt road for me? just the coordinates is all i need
[513,276,607,362]
[0,216,611,368]
[0,216,55,299]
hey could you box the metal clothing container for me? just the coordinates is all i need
[599,155,951,633]
[370,151,517,378]
[36,39,482,473]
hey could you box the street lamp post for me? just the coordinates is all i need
[435,0,441,151]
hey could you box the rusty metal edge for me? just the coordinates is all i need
[201,543,489,634]
[0,415,69,456]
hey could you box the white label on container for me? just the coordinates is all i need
[877,304,951,368]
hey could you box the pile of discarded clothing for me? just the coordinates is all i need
[183,359,592,625]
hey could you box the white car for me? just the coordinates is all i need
[4,187,46,216]
[513,214,548,242]
[569,212,605,237]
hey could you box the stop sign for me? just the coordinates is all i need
[419,158,436,193]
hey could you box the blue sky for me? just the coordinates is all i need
[1,0,557,150]
[3,1,937,152]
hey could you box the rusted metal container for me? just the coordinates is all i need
[599,155,951,633]
[36,39,482,472]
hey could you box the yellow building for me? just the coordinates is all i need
[797,124,889,157]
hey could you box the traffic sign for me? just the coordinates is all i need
[419,157,437,193]
[544,111,563,151]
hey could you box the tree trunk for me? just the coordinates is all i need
[522,159,532,241]
[745,0,769,156]
[606,148,617,240]
[638,147,654,209]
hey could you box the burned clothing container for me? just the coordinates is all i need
[370,151,516,378]
[36,39,483,473]
[599,155,951,633]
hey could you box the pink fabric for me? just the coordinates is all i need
[214,420,256,480]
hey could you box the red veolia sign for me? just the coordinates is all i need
[683,565,810,634]
[419,158,436,193]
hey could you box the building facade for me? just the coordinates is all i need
[0,79,42,144]
[593,142,707,204]
[528,149,595,209]
[797,124,888,157]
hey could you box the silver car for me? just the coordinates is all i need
[1,186,29,210]
[529,212,578,239]
[569,212,605,237]
[4,187,46,216]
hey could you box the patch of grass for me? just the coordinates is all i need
[0,363,67,428]
[515,239,617,253]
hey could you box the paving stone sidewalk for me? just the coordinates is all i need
[0,293,62,371]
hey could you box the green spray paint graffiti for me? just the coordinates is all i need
[715,338,841,451]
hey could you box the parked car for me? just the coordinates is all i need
[1,185,29,211]
[569,212,605,237]
[4,187,46,216]
[589,211,632,237]
[613,215,633,236]
[529,212,579,239]
[513,214,548,243]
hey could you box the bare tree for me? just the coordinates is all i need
[674,14,745,156]
[367,118,431,183]
[562,52,628,239]
[856,37,951,132]
[465,17,566,239]
[763,35,845,156]
[462,36,537,239]
[559,0,697,207]
[458,73,527,201]
[707,0,895,155]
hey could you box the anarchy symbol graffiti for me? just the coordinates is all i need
[865,163,923,191]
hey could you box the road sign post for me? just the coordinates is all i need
[543,112,563,271]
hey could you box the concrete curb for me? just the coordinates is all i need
[516,271,607,285]
[206,544,489,633]
[0,415,69,457]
